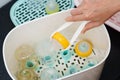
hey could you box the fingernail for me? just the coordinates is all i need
[65,18,69,21]
[65,17,72,21]
[81,29,86,34]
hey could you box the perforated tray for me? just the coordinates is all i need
[10,0,74,26]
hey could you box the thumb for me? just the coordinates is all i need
[81,21,101,33]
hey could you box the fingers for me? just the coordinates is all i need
[66,7,92,21]
[66,13,90,21]
[70,8,83,16]
[82,21,101,33]
[66,8,85,21]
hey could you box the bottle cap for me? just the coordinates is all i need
[75,40,92,57]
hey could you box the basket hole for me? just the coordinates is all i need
[68,61,70,63]
[71,62,74,65]
[77,60,80,64]
[75,55,78,58]
[64,68,66,71]
[74,59,76,61]
[58,70,60,72]
[56,65,58,67]
[62,63,64,65]
[80,66,83,68]
[69,48,72,50]
[63,50,68,55]
[58,60,60,64]
[83,59,86,61]
[66,64,68,68]
[60,57,62,59]
[37,70,40,73]
[61,71,64,76]
[82,63,84,65]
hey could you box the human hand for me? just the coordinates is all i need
[66,0,120,33]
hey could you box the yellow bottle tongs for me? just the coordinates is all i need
[51,21,93,57]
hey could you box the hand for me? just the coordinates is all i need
[66,0,120,33]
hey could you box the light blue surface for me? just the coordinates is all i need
[10,0,75,26]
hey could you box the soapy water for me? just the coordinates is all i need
[14,40,101,80]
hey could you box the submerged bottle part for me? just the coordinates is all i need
[40,68,60,80]
[60,50,72,61]
[18,54,41,71]
[26,60,36,69]
[87,57,98,67]
[43,55,55,67]
[25,55,41,69]
[35,39,57,57]
[16,69,38,80]
[14,36,95,80]
[64,65,80,76]
[15,44,35,61]
[45,0,59,14]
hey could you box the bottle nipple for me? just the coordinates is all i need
[45,0,59,14]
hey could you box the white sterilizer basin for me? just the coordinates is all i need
[3,9,110,80]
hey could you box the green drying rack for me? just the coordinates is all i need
[10,0,75,26]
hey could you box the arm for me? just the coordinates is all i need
[66,0,120,33]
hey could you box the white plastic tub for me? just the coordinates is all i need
[3,9,111,80]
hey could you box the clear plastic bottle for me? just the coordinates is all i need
[40,68,60,80]
[15,44,35,61]
[35,39,60,67]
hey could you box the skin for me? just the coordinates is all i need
[66,0,120,33]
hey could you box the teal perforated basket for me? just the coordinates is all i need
[10,0,74,26]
